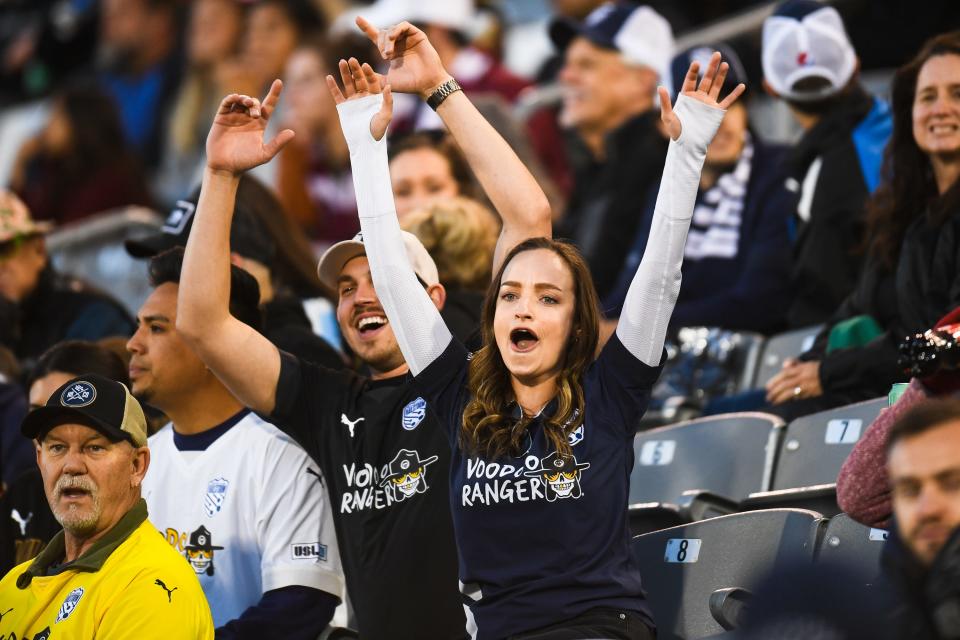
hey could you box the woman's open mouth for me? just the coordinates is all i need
[510,328,540,352]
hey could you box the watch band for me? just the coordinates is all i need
[426,78,462,111]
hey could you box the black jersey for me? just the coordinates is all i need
[270,352,466,640]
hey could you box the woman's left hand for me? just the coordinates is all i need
[766,360,824,405]
[326,57,393,141]
[660,51,745,141]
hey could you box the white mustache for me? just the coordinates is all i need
[55,475,97,497]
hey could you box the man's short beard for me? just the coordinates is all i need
[50,476,102,536]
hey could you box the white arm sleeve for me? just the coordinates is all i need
[336,95,452,376]
[616,95,726,366]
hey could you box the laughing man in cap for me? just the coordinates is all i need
[0,374,213,638]
[551,2,674,300]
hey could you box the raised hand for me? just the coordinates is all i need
[206,79,295,176]
[355,16,449,99]
[326,57,394,141]
[659,52,746,141]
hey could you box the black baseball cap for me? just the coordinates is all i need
[124,184,276,265]
[22,374,148,447]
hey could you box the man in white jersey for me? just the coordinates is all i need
[130,247,343,638]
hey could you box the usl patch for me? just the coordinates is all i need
[290,542,327,560]
[33,628,51,640]
[60,382,96,408]
[204,477,230,517]
[55,586,84,623]
[402,397,427,430]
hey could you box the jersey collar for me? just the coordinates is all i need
[16,498,148,588]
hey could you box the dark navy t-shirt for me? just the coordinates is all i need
[415,334,662,639]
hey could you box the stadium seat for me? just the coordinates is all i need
[318,627,360,640]
[47,206,162,316]
[815,513,889,586]
[632,509,824,639]
[770,397,886,491]
[741,484,841,517]
[751,325,824,389]
[630,413,784,505]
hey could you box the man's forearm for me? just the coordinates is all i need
[432,88,551,241]
[178,168,240,340]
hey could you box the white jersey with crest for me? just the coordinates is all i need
[143,411,343,627]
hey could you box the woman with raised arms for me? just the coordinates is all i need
[317,18,743,640]
[206,14,743,638]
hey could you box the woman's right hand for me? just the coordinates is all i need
[206,79,295,176]
[354,17,450,100]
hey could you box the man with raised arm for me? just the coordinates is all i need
[176,17,551,640]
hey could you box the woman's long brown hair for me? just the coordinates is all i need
[460,238,600,459]
[864,31,960,269]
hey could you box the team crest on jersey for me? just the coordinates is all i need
[524,452,591,502]
[379,449,438,500]
[204,477,230,517]
[60,381,96,407]
[401,397,427,431]
[55,587,84,623]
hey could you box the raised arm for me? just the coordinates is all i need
[616,54,744,366]
[355,17,551,276]
[328,59,451,376]
[177,81,295,414]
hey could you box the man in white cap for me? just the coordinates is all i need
[549,2,675,299]
[174,16,551,640]
[761,0,892,329]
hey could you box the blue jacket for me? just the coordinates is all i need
[604,136,796,335]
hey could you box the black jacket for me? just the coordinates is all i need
[786,88,891,328]
[801,204,960,399]
[262,294,345,371]
[556,112,668,301]
[0,266,135,372]
[883,524,960,639]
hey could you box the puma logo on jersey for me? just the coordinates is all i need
[341,414,364,438]
[155,579,178,603]
[10,509,33,536]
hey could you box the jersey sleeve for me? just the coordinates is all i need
[255,431,344,599]
[412,338,472,444]
[589,333,664,438]
[97,571,215,639]
[268,351,354,455]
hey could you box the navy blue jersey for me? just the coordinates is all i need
[415,335,662,639]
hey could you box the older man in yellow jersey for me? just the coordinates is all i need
[0,373,213,639]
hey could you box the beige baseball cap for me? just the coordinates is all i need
[0,190,53,244]
[317,231,440,292]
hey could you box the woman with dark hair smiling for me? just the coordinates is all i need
[765,30,960,420]
[320,18,743,639]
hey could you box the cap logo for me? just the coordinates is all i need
[162,200,196,235]
[60,382,96,408]
[797,51,812,66]
[585,3,615,26]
